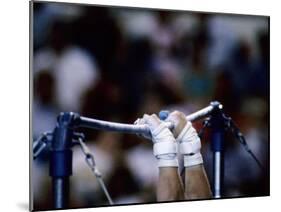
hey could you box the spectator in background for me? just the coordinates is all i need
[115,38,153,120]
[33,2,84,49]
[33,71,58,138]
[151,11,176,56]
[227,40,255,102]
[212,66,239,115]
[206,15,237,70]
[71,7,122,76]
[181,43,214,107]
[34,20,99,112]
[250,31,269,98]
[71,131,139,207]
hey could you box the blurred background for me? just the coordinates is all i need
[32,2,269,210]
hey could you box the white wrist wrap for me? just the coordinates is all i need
[183,153,203,167]
[179,137,201,155]
[153,141,177,156]
[151,123,178,167]
[157,158,178,167]
[177,122,203,167]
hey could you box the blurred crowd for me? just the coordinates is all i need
[32,2,269,210]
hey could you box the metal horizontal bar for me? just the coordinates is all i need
[79,116,151,134]
[78,102,222,134]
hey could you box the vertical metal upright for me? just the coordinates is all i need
[209,102,225,198]
[49,112,77,209]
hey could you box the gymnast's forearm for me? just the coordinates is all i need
[184,164,212,199]
[157,167,185,201]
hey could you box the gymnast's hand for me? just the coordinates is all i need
[134,114,162,140]
[164,111,187,138]
[134,114,178,167]
[166,111,203,167]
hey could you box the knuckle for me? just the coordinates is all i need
[143,114,149,118]
[174,111,181,116]
[151,114,157,119]
[170,110,181,117]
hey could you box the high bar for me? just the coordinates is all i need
[78,101,222,134]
